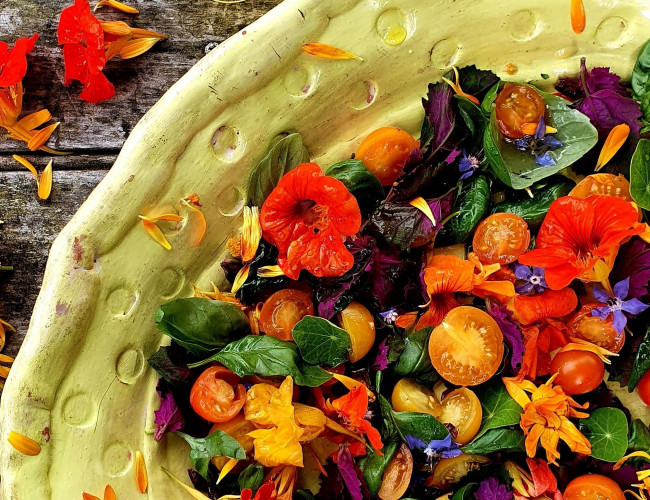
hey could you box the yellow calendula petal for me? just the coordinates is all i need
[409,196,436,226]
[12,155,39,182]
[38,160,53,200]
[119,38,163,59]
[596,123,630,171]
[27,122,59,151]
[562,338,617,364]
[332,373,375,401]
[140,218,172,250]
[100,21,132,36]
[0,366,11,378]
[182,199,207,248]
[0,354,14,363]
[8,431,41,456]
[104,484,117,500]
[0,318,15,332]
[161,467,212,500]
[302,42,362,60]
[134,450,148,493]
[257,265,285,278]
[241,206,261,262]
[231,265,250,294]
[130,28,169,39]
[216,458,239,484]
[94,0,139,14]
[17,109,52,131]
[614,451,650,470]
[503,377,532,408]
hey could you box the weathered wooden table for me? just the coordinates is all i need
[0,0,282,364]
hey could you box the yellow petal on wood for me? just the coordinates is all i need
[596,123,630,171]
[0,366,10,378]
[104,484,116,500]
[38,161,53,200]
[130,28,169,39]
[161,467,212,500]
[17,109,52,131]
[141,219,172,250]
[12,155,39,182]
[0,354,15,363]
[119,38,163,60]
[94,0,139,14]
[100,21,133,36]
[301,43,362,60]
[105,36,132,61]
[134,450,148,493]
[216,458,239,484]
[27,122,60,151]
[409,196,436,226]
[7,431,41,456]
[181,200,207,248]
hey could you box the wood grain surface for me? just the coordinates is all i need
[0,0,282,362]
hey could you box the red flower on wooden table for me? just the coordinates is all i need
[519,196,643,290]
[260,163,361,280]
[0,35,39,87]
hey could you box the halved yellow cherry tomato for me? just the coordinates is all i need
[190,366,246,423]
[569,173,633,201]
[472,213,530,265]
[355,127,419,186]
[495,83,545,139]
[563,474,625,500]
[439,388,482,445]
[569,304,625,353]
[210,413,256,469]
[338,301,376,362]
[391,378,442,418]
[426,454,490,489]
[378,443,413,500]
[428,306,504,386]
[259,289,314,341]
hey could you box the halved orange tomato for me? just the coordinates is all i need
[438,388,482,445]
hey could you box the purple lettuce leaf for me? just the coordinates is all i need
[364,245,414,310]
[475,477,513,500]
[420,81,455,155]
[372,338,390,370]
[611,237,650,300]
[486,300,525,372]
[337,446,363,500]
[147,345,195,387]
[557,62,629,99]
[154,382,185,441]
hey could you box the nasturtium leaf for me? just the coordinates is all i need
[246,132,310,206]
[358,442,400,497]
[238,464,264,494]
[628,325,650,391]
[292,316,351,367]
[450,175,491,243]
[189,335,332,387]
[325,160,384,216]
[630,138,650,210]
[484,88,598,190]
[393,327,433,377]
[632,39,650,99]
[474,380,522,440]
[391,409,449,442]
[461,428,525,455]
[154,298,249,357]
[175,430,246,479]
[628,419,650,453]
[579,407,629,462]
[452,483,478,500]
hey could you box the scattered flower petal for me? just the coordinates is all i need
[571,0,586,34]
[596,123,630,171]
[7,431,41,456]
[301,43,362,60]
[409,196,437,226]
[94,0,139,13]
[182,196,207,248]
[134,450,148,493]
[161,466,211,500]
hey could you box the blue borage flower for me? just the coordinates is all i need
[513,116,563,166]
[405,433,462,462]
[592,277,649,333]
[513,264,548,294]
[458,149,480,180]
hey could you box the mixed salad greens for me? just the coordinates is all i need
[147,40,650,500]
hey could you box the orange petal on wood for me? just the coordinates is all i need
[301,42,362,60]
[257,265,285,277]
[83,494,101,500]
[595,123,630,171]
[17,109,52,131]
[0,366,10,378]
[0,354,14,363]
[119,38,163,59]
[27,122,59,151]
[134,450,148,493]
[100,21,133,36]
[104,484,117,500]
[12,155,39,182]
[8,431,41,456]
[141,219,172,250]
[38,160,53,200]
[94,0,139,14]
[571,0,586,34]
[181,200,207,248]
[130,28,169,39]
[105,36,132,61]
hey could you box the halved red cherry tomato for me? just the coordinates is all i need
[563,474,625,500]
[338,301,376,362]
[355,127,419,186]
[550,350,604,395]
[495,83,545,139]
[439,388,482,445]
[637,369,650,406]
[569,304,625,353]
[190,366,246,423]
[428,306,504,386]
[378,443,413,500]
[259,289,314,341]
[472,213,530,265]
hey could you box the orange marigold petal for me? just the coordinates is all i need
[241,206,261,262]
[409,197,437,226]
[83,493,101,500]
[119,38,163,59]
[395,311,417,329]
[100,21,132,36]
[104,485,116,500]
[301,42,361,60]
[596,124,630,171]
[17,109,52,131]
[134,450,148,493]
[231,265,250,294]
[257,265,285,278]
[12,154,39,182]
[151,213,183,222]
[182,200,207,248]
[140,218,172,250]
[129,28,169,39]
[571,0,586,34]
[27,122,59,151]
[217,458,239,484]
[8,431,41,456]
[441,67,479,105]
[37,160,53,200]
[95,0,139,13]
[561,338,617,363]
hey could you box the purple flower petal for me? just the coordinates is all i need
[612,310,627,333]
[535,152,556,166]
[591,305,612,321]
[460,170,474,180]
[593,286,611,303]
[475,477,514,500]
[428,434,453,450]
[613,277,631,300]
[337,446,363,500]
[534,117,546,140]
[621,297,649,315]
[405,435,428,451]
[515,282,535,294]
[513,264,533,280]
[543,136,563,150]
[441,448,463,459]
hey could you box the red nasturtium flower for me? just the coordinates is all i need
[260,163,361,280]
[0,35,39,87]
[519,196,643,289]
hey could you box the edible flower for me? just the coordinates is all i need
[475,477,513,500]
[301,42,361,61]
[94,0,139,13]
[139,212,183,250]
[613,451,650,500]
[519,196,643,289]
[513,117,563,167]
[596,123,630,171]
[12,155,53,200]
[509,288,577,325]
[7,430,41,456]
[571,0,586,34]
[264,465,297,500]
[513,264,547,294]
[326,385,383,455]
[441,66,479,104]
[0,34,39,87]
[591,277,648,333]
[260,163,361,280]
[469,252,516,302]
[240,481,277,500]
[503,375,591,465]
[518,321,568,380]
[379,308,399,324]
[458,149,480,180]
[505,458,562,500]
[405,433,462,462]
[181,194,206,248]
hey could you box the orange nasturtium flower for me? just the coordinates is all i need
[519,196,644,290]
[504,375,591,465]
[505,458,562,500]
[260,163,361,280]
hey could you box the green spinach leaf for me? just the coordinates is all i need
[579,407,629,462]
[325,160,384,216]
[450,175,491,243]
[189,335,332,387]
[292,315,351,366]
[456,96,489,151]
[393,327,433,377]
[154,298,249,356]
[462,428,525,454]
[481,83,499,115]
[629,325,650,391]
[452,483,478,500]
[247,132,310,206]
[633,39,650,99]
[484,88,598,190]
[475,380,522,440]
[392,409,449,442]
[176,430,246,479]
[238,464,264,493]
[630,138,650,210]
[358,442,399,497]
[628,419,650,453]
